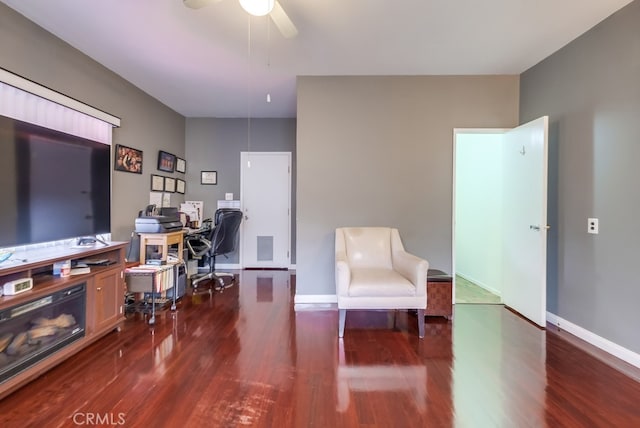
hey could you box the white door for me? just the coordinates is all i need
[502,116,549,327]
[241,152,291,268]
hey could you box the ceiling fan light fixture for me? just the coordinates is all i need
[239,0,274,16]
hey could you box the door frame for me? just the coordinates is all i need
[452,128,509,306]
[240,151,292,269]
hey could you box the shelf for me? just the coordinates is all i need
[0,244,125,311]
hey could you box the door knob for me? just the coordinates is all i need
[529,225,551,231]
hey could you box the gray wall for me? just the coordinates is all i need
[185,118,297,263]
[0,3,186,242]
[296,75,519,296]
[520,0,640,353]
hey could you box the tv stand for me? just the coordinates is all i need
[0,242,127,399]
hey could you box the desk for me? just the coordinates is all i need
[138,231,184,264]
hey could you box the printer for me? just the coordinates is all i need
[135,215,183,233]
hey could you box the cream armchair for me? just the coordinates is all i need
[335,227,429,338]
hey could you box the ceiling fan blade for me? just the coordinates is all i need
[270,1,298,38]
[183,0,222,9]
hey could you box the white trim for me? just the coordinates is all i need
[294,294,338,304]
[294,303,336,311]
[215,263,242,270]
[547,311,640,368]
[456,272,502,297]
[0,68,120,127]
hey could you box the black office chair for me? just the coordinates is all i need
[186,208,243,292]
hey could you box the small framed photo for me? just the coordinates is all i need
[164,176,176,193]
[176,157,186,173]
[150,174,164,192]
[201,171,217,185]
[157,150,176,173]
[176,179,186,194]
[114,144,143,174]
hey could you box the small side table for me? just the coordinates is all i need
[427,269,453,320]
[138,231,184,264]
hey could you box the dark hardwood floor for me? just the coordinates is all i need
[1,270,639,427]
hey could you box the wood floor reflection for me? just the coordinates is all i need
[0,270,639,427]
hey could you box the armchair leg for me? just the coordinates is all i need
[417,309,425,338]
[338,309,346,338]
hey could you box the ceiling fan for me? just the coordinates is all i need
[183,0,298,39]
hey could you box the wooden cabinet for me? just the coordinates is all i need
[88,268,125,336]
[0,242,127,399]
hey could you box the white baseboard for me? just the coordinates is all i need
[294,294,337,311]
[214,263,241,270]
[546,311,640,369]
[456,272,502,297]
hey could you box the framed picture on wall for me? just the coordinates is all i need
[176,179,185,194]
[150,174,164,192]
[114,144,143,174]
[157,150,176,172]
[176,157,186,173]
[164,176,176,193]
[201,171,217,185]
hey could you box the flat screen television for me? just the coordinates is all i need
[0,115,111,248]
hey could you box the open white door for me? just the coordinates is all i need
[502,116,549,327]
[240,152,291,268]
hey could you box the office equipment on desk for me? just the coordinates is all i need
[179,203,198,225]
[135,216,183,233]
[183,201,204,227]
[159,207,179,218]
[185,208,242,293]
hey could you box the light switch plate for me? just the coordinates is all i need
[588,218,599,234]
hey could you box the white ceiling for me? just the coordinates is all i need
[1,0,634,118]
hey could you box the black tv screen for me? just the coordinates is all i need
[0,115,111,247]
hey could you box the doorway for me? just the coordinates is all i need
[453,117,549,327]
[240,151,291,268]
[454,131,505,305]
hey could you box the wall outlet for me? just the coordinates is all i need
[588,218,599,234]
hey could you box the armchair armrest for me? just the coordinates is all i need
[335,250,351,297]
[392,251,429,296]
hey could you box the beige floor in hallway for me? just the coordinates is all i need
[455,275,501,304]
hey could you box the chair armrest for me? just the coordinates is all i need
[392,251,429,296]
[335,251,351,297]
[185,236,212,258]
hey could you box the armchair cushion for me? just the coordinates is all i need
[349,268,415,297]
[335,227,429,337]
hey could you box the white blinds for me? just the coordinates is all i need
[0,70,119,144]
